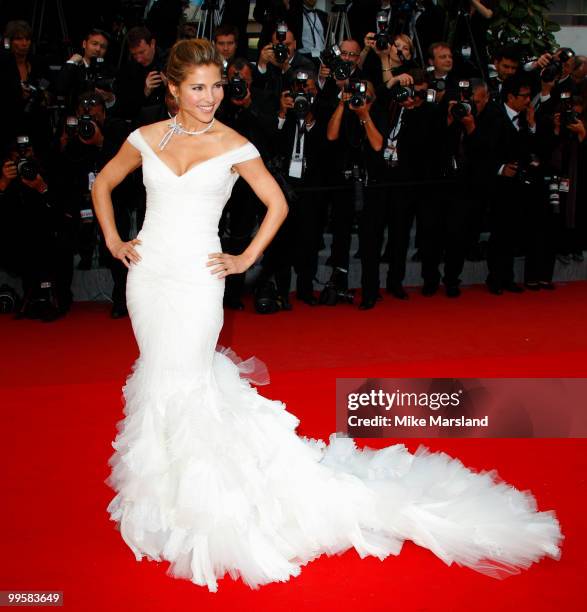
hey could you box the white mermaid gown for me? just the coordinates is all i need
[106,128,562,592]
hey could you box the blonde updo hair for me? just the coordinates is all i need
[166,38,223,86]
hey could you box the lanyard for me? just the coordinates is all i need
[303,9,324,49]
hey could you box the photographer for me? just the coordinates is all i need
[254,23,315,98]
[114,26,168,121]
[362,30,416,88]
[319,39,365,96]
[213,24,239,68]
[489,45,521,102]
[325,79,384,306]
[442,78,496,292]
[55,28,117,113]
[0,20,51,155]
[539,94,587,277]
[58,92,132,317]
[485,75,542,295]
[375,69,446,299]
[255,69,325,311]
[0,136,74,321]
[427,41,460,101]
[217,58,279,310]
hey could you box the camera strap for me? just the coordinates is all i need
[289,120,306,179]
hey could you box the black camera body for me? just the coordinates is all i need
[87,57,114,91]
[541,47,575,83]
[390,84,436,104]
[559,91,580,129]
[15,135,38,181]
[77,114,96,140]
[450,80,475,120]
[321,45,353,81]
[287,72,314,119]
[228,72,248,101]
[426,67,446,93]
[345,80,369,107]
[517,153,541,186]
[273,22,290,64]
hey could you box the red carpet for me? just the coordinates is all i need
[2,283,585,611]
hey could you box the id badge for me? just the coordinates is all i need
[289,157,303,179]
[559,178,570,193]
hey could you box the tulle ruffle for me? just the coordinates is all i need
[106,349,563,592]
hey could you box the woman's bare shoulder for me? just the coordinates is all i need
[214,121,249,151]
[137,119,172,145]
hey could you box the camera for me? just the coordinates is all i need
[345,80,371,107]
[546,175,561,214]
[426,66,446,93]
[288,72,314,119]
[517,154,541,186]
[273,22,290,65]
[320,45,353,81]
[374,12,390,51]
[15,135,39,181]
[228,72,248,100]
[87,57,114,91]
[22,78,49,114]
[450,80,475,119]
[78,114,96,140]
[541,47,575,83]
[559,92,580,129]
[390,84,436,104]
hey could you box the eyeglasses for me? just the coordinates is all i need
[340,51,360,58]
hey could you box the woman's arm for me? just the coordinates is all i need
[207,158,288,279]
[92,140,142,266]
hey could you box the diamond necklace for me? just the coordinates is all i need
[158,115,216,150]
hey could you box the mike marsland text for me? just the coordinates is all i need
[347,415,490,427]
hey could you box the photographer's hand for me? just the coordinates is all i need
[461,113,476,135]
[363,34,376,52]
[258,44,274,70]
[533,52,553,71]
[501,162,518,178]
[278,91,294,119]
[109,238,142,269]
[568,119,586,142]
[0,161,17,190]
[144,71,162,97]
[67,53,84,65]
[386,73,413,88]
[21,174,48,193]
[96,87,115,105]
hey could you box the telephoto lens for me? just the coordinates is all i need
[78,115,96,140]
[228,73,248,100]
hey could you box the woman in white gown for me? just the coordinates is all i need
[93,39,562,593]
